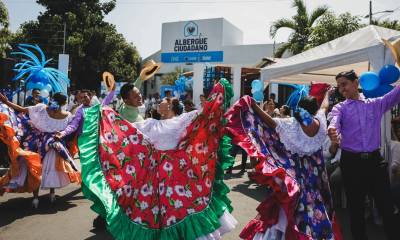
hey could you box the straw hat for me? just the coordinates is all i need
[140,60,162,81]
[102,72,115,92]
[383,38,400,66]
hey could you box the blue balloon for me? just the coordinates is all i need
[251,80,263,91]
[32,81,45,90]
[363,84,394,98]
[30,69,49,85]
[359,72,380,91]
[26,81,36,90]
[379,64,400,85]
[253,91,264,102]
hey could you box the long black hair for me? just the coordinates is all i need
[171,98,183,116]
[52,92,67,106]
[294,96,318,123]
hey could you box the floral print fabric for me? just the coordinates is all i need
[225,97,338,240]
[98,83,225,229]
[0,103,74,162]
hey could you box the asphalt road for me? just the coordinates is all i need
[0,162,388,240]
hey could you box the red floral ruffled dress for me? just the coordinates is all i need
[79,80,237,240]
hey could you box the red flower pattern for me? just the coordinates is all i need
[98,84,225,229]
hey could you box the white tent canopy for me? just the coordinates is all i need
[261,25,400,85]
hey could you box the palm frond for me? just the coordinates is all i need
[274,42,291,58]
[293,0,307,18]
[309,6,329,26]
[270,18,296,38]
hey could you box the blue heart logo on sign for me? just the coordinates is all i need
[184,21,198,37]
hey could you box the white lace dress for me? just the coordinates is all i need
[28,104,73,189]
[132,110,238,240]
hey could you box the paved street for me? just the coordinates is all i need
[0,161,387,240]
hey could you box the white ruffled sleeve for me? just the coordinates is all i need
[273,110,327,156]
[27,103,47,126]
[27,104,72,132]
[133,110,199,150]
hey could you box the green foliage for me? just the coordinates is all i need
[307,12,362,49]
[372,19,400,31]
[11,0,141,90]
[0,0,11,57]
[161,67,190,86]
[270,0,328,57]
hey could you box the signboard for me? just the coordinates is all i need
[58,54,69,95]
[161,51,223,63]
[161,19,224,63]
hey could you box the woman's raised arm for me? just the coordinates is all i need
[0,92,28,113]
[251,100,277,129]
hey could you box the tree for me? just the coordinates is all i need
[11,0,141,91]
[270,0,328,57]
[372,19,400,31]
[307,12,362,49]
[161,67,190,86]
[0,0,11,57]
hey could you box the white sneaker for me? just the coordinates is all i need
[32,198,39,209]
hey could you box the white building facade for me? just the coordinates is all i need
[144,18,277,105]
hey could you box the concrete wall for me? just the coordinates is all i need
[222,44,275,65]
[144,44,276,103]
[222,19,243,46]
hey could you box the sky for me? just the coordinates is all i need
[3,0,400,58]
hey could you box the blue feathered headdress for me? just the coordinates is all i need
[285,84,309,109]
[11,44,70,93]
[285,84,314,126]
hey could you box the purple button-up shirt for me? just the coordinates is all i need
[59,90,115,138]
[329,86,400,153]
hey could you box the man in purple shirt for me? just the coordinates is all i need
[54,87,115,140]
[328,70,400,240]
[52,87,115,230]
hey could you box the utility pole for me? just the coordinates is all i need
[63,21,66,54]
[273,40,276,56]
[369,0,373,24]
[368,0,372,70]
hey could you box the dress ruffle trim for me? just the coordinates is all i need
[224,96,307,240]
[79,87,237,240]
[225,96,343,240]
[0,112,41,195]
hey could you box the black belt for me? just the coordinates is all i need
[342,149,380,160]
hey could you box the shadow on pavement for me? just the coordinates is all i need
[229,179,268,202]
[0,188,82,228]
[84,229,113,240]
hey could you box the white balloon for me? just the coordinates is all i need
[40,89,49,98]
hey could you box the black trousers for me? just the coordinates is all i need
[228,144,248,170]
[340,149,397,240]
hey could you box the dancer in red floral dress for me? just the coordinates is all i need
[78,79,237,240]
